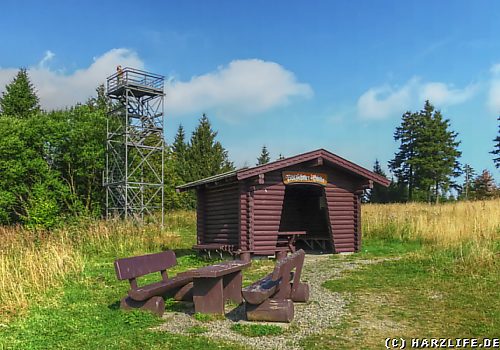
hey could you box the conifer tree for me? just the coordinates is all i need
[461,164,475,200]
[390,101,461,203]
[413,101,461,203]
[0,68,40,118]
[369,159,390,203]
[492,116,500,168]
[256,145,271,165]
[186,114,234,182]
[172,124,188,181]
[473,169,497,199]
[389,111,419,201]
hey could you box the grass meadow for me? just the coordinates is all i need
[0,200,499,349]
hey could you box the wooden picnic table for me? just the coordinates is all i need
[181,260,251,314]
[277,231,306,256]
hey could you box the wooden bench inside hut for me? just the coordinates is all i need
[176,149,390,261]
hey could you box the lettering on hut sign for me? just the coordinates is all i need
[282,171,328,186]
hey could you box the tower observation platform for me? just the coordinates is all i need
[104,67,165,225]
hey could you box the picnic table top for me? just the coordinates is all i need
[277,231,307,236]
[182,260,251,278]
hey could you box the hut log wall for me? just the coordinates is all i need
[251,172,285,254]
[199,182,239,247]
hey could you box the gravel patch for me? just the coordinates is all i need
[156,254,387,349]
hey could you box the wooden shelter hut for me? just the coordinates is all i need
[176,149,390,261]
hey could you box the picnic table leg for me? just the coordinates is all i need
[223,271,243,304]
[192,277,224,314]
[288,234,298,253]
[276,250,287,260]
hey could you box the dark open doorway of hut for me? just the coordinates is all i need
[278,184,333,253]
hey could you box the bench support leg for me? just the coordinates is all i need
[223,271,243,304]
[291,282,310,302]
[173,282,193,302]
[120,296,165,317]
[246,298,294,323]
[193,277,224,314]
[239,252,251,262]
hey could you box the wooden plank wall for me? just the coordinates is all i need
[239,182,249,252]
[252,172,285,254]
[324,187,355,252]
[354,192,362,252]
[201,182,239,246]
[196,188,205,245]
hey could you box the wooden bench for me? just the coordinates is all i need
[242,249,310,322]
[193,243,236,258]
[276,231,306,258]
[114,250,194,316]
[297,236,331,251]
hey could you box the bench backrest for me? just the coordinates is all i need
[271,249,305,299]
[114,250,177,281]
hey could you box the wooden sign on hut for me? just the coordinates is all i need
[176,149,390,261]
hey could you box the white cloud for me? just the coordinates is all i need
[0,48,144,110]
[167,59,313,120]
[419,82,477,106]
[357,78,417,120]
[38,50,55,68]
[0,53,311,118]
[357,77,478,120]
[488,63,500,112]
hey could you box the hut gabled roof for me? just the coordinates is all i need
[176,148,391,191]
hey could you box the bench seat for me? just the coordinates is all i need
[129,274,194,301]
[242,274,280,305]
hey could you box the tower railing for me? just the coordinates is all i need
[107,67,164,96]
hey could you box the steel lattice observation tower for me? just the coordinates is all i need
[104,67,165,226]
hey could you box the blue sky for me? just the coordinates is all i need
[1,0,499,178]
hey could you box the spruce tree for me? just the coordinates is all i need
[257,145,271,165]
[492,116,500,168]
[461,164,475,200]
[369,159,390,203]
[389,111,419,201]
[186,114,234,182]
[172,124,189,182]
[390,101,461,203]
[473,170,497,199]
[0,68,40,118]
[413,101,461,203]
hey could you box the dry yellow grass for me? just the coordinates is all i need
[362,199,500,246]
[0,211,195,318]
[362,199,500,271]
[0,226,82,317]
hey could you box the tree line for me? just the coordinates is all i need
[0,70,235,227]
[0,69,499,227]
[368,101,500,203]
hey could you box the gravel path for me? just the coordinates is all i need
[156,254,384,349]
